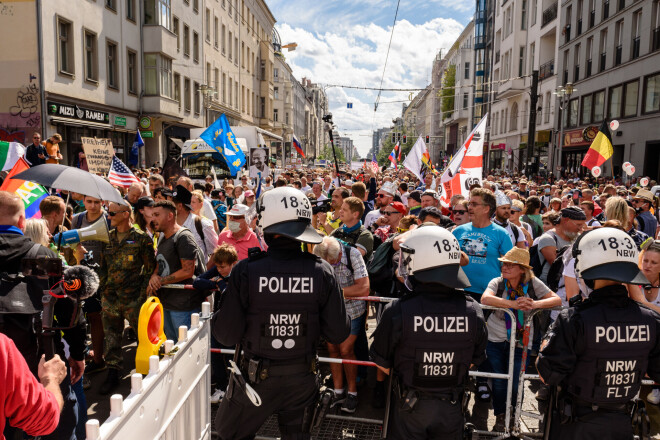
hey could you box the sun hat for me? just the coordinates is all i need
[498,247,533,270]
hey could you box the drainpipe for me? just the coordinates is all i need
[138,0,146,165]
[36,0,47,137]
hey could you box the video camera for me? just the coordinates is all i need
[312,199,332,215]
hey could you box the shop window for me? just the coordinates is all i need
[643,72,660,114]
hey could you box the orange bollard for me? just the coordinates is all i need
[135,297,166,374]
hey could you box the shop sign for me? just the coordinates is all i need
[563,128,594,147]
[114,116,127,126]
[81,137,114,174]
[520,130,551,145]
[142,131,154,138]
[48,101,110,124]
[491,143,506,150]
[139,116,152,130]
[582,125,599,142]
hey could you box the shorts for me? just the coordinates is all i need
[350,313,366,336]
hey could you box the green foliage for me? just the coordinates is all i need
[317,144,346,163]
[375,127,418,166]
[441,64,456,119]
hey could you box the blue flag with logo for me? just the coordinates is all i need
[200,114,246,176]
[129,130,144,167]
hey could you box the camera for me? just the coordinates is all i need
[312,199,332,215]
[322,113,333,123]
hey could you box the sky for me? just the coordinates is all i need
[268,0,474,158]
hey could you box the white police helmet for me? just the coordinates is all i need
[399,225,470,289]
[574,228,648,284]
[256,187,322,244]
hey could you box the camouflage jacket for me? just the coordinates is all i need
[98,226,156,300]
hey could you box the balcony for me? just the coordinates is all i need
[542,2,558,28]
[615,45,622,66]
[632,37,640,60]
[475,35,486,49]
[654,27,660,52]
[539,59,554,80]
[143,25,178,59]
[495,77,525,99]
[586,59,592,77]
[600,52,607,72]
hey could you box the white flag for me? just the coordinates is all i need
[403,136,428,182]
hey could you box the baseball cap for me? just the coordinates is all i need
[244,190,255,198]
[227,204,249,217]
[172,185,193,209]
[388,202,407,215]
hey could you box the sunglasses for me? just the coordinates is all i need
[376,194,389,198]
[453,210,467,215]
[381,211,399,216]
[108,210,128,216]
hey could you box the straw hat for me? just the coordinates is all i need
[498,248,532,269]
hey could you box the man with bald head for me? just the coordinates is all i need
[126,182,147,208]
[0,191,85,439]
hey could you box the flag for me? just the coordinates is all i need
[162,156,188,183]
[370,152,379,174]
[128,130,144,167]
[397,142,402,162]
[108,156,140,188]
[211,166,220,189]
[0,158,47,218]
[200,114,246,176]
[0,141,26,171]
[581,120,613,169]
[403,136,429,181]
[388,148,398,167]
[439,114,488,207]
[292,135,305,157]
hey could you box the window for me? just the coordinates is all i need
[234,0,238,23]
[184,77,191,111]
[565,6,572,42]
[206,63,211,86]
[609,85,623,118]
[603,0,610,20]
[214,17,218,48]
[107,40,119,90]
[127,49,137,94]
[194,81,200,115]
[193,0,199,13]
[568,98,579,127]
[234,37,238,65]
[173,17,179,52]
[205,9,210,42]
[228,31,232,60]
[57,17,73,75]
[228,0,232,16]
[653,0,660,52]
[492,112,498,135]
[574,44,580,82]
[241,86,245,112]
[511,102,519,131]
[529,42,535,73]
[241,42,245,68]
[518,46,526,77]
[144,0,171,30]
[501,108,507,132]
[582,94,593,124]
[285,111,289,125]
[126,0,135,21]
[589,0,596,28]
[463,92,469,109]
[623,80,638,117]
[523,100,529,128]
[273,108,279,122]
[222,73,226,103]
[214,68,219,100]
[521,0,527,30]
[632,9,642,60]
[615,20,624,66]
[106,0,116,11]
[260,97,266,118]
[274,67,279,82]
[229,78,233,106]
[183,24,190,57]
[193,31,199,63]
[576,0,583,35]
[144,54,157,95]
[274,87,279,99]
[599,29,608,72]
[464,62,470,79]
[531,0,537,25]
[235,83,238,108]
[594,90,605,121]
[84,30,98,82]
[643,72,660,113]
[222,25,226,54]
[159,56,172,98]
[174,73,181,107]
[586,37,593,77]
[545,92,551,123]
[144,54,172,98]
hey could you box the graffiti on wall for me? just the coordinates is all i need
[1,75,41,144]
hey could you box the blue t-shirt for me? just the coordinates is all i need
[452,222,513,295]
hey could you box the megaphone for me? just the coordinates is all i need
[53,217,110,247]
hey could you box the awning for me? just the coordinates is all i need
[170,137,185,149]
[50,116,112,130]
[255,127,283,141]
[181,138,249,155]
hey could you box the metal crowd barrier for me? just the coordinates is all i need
[85,302,213,440]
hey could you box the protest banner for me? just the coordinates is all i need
[82,137,114,174]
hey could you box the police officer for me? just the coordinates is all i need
[212,187,350,439]
[537,227,660,439]
[97,201,156,394]
[370,225,488,439]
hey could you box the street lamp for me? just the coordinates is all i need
[551,82,576,178]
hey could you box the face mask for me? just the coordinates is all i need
[227,219,241,233]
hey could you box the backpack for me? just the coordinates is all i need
[529,232,558,277]
[546,244,572,292]
[367,239,396,293]
[342,244,354,274]
[212,201,228,229]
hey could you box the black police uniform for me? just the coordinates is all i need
[370,285,488,440]
[537,284,660,439]
[1,230,85,440]
[212,236,351,439]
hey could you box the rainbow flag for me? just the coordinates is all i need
[581,120,613,169]
[0,157,48,218]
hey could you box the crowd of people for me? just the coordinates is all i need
[2,154,660,439]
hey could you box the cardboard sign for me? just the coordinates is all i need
[81,137,114,174]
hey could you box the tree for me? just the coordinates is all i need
[317,144,346,163]
[375,127,418,166]
[441,64,456,120]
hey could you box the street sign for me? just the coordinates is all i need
[142,131,154,138]
[114,116,127,126]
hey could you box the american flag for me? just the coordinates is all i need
[370,152,379,174]
[108,156,140,188]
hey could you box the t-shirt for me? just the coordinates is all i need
[637,210,658,239]
[453,222,513,295]
[156,228,205,311]
[537,231,571,283]
[485,276,551,344]
[493,219,525,246]
[72,211,108,267]
[550,257,593,320]
[217,228,264,261]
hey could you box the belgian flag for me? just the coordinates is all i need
[581,120,613,169]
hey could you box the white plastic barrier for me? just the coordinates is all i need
[86,303,213,440]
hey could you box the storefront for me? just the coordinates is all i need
[489,143,506,171]
[46,100,138,168]
[560,126,598,176]
[520,130,551,174]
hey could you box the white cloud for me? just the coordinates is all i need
[277,17,465,156]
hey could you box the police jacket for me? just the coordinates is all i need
[370,284,488,393]
[212,236,350,362]
[537,284,660,405]
[0,230,86,376]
